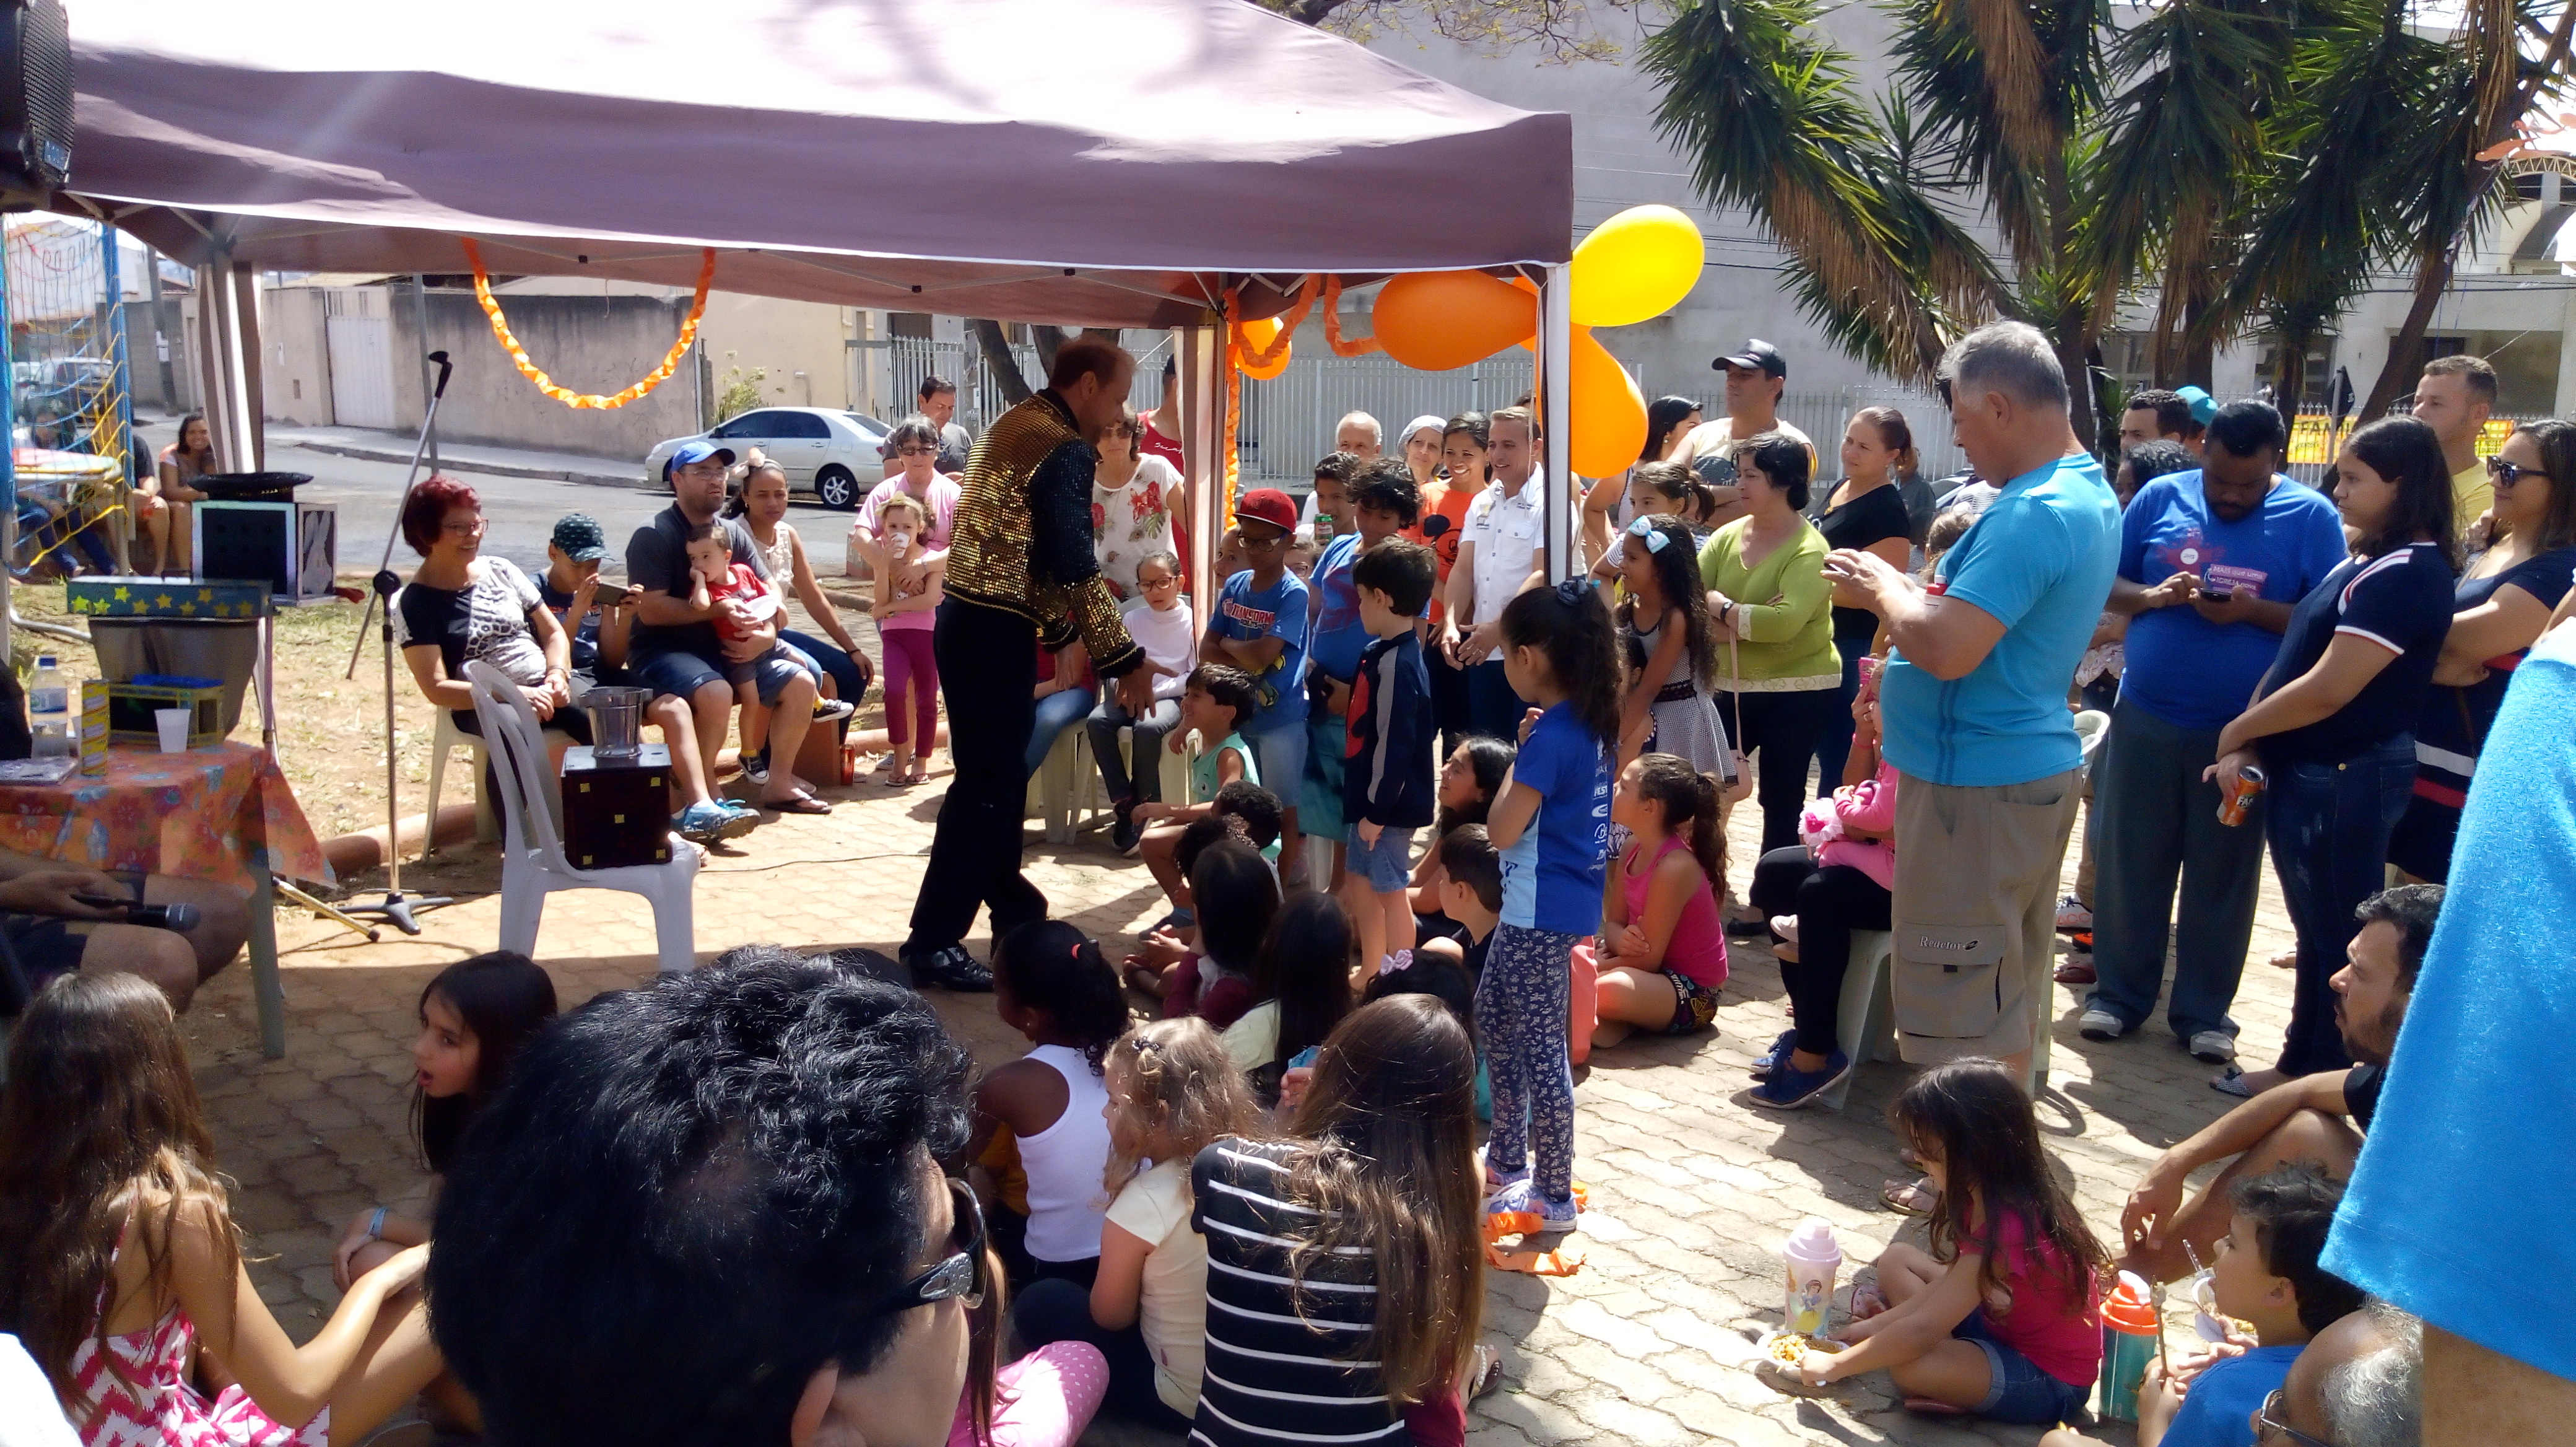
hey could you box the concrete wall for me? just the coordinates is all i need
[696,293,856,413]
[261,287,334,428]
[383,290,707,461]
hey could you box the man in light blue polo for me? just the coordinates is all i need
[1824,321,2120,1083]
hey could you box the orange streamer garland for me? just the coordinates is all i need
[463,238,716,409]
[1321,276,1383,357]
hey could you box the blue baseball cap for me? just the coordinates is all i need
[664,439,738,478]
[2174,385,2218,427]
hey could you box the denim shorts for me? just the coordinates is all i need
[632,648,725,702]
[1952,1310,2091,1424]
[724,641,821,707]
[1344,824,1416,893]
[1243,722,1307,813]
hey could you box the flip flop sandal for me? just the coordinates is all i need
[2209,1065,2257,1098]
[1881,1175,1940,1217]
[1847,1282,1891,1321]
[1902,1397,1968,1416]
[768,795,833,815]
[1465,1344,1505,1401]
[1484,1241,1586,1276]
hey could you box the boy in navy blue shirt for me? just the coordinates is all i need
[1342,538,1439,974]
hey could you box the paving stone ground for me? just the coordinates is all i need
[177,758,2304,1447]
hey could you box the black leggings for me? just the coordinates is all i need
[1717,688,1840,852]
[1748,845,1891,1056]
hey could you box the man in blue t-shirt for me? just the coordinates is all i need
[1200,487,1312,880]
[2084,402,2349,1062]
[1824,321,2117,1083]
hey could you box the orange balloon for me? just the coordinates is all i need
[1235,316,1292,379]
[1372,270,1537,372]
[1569,327,1647,478]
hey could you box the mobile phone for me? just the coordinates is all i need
[594,583,638,608]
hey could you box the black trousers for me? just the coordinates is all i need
[1749,845,1891,1057]
[905,598,1045,955]
[1717,687,1840,852]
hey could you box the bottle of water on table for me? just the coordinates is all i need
[28,654,70,758]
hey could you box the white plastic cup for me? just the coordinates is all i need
[1782,1218,1843,1337]
[154,707,191,753]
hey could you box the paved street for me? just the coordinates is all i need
[179,753,2294,1446]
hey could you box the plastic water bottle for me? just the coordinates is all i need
[28,655,69,758]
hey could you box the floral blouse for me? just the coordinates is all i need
[1091,453,1181,601]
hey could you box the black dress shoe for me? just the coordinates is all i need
[905,944,994,992]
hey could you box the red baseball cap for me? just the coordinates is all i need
[1235,487,1297,535]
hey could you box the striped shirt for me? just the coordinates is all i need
[1188,1137,1403,1447]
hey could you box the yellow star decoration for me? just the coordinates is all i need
[112,586,129,601]
[176,601,196,616]
[153,594,172,610]
[196,590,212,601]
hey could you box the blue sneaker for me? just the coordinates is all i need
[1750,1028,1799,1080]
[1750,1049,1850,1109]
[1485,1177,1579,1234]
[1479,1147,1531,1196]
[674,800,757,843]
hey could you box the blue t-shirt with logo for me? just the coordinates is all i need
[1308,532,1368,684]
[2119,473,2348,731]
[2159,1344,2299,1447]
[1499,702,1612,934]
[1209,569,1309,733]
[1881,452,2120,787]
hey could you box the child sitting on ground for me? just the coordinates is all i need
[969,920,1134,1288]
[1160,841,1279,1029]
[1411,738,1514,945]
[1794,1058,2108,1424]
[1224,892,1359,1095]
[1341,539,1440,975]
[867,490,942,785]
[0,974,448,1445]
[1591,753,1726,1048]
[2128,1165,2364,1447]
[1135,665,1261,919]
[336,952,557,1292]
[1123,803,1277,997]
[1013,1018,1262,1433]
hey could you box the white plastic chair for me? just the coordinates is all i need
[422,709,498,855]
[466,661,702,975]
[1820,929,1898,1111]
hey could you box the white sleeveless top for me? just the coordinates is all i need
[753,522,798,585]
[1017,1043,1115,1262]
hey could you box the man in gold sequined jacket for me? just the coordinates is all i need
[902,337,1156,989]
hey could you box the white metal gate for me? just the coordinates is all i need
[323,292,395,430]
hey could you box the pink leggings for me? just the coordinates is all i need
[946,1342,1109,1447]
[880,626,940,749]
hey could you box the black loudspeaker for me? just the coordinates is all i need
[194,501,339,603]
[0,0,68,196]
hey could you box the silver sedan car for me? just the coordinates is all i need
[644,406,892,510]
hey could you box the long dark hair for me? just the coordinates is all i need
[2507,419,2576,551]
[1643,396,1698,463]
[1630,753,1725,895]
[1252,894,1357,1069]
[2340,416,2460,572]
[1500,579,1624,748]
[0,973,233,1414]
[1618,514,1717,689]
[1893,1058,2109,1311]
[1437,736,1516,835]
[992,920,1133,1073]
[1282,995,1483,1407]
[1441,413,1491,486]
[416,951,558,1174]
[173,411,214,463]
[1190,840,1279,975]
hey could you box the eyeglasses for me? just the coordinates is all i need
[2486,455,2549,486]
[864,1179,987,1319]
[1137,572,1181,589]
[439,518,485,536]
[2255,1389,2336,1447]
[898,446,942,458]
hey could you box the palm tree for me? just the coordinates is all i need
[1643,0,2572,444]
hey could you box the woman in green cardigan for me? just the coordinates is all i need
[1699,431,1842,856]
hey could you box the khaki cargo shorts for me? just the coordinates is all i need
[1890,768,2082,1064]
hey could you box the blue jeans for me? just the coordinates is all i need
[779,629,868,709]
[1952,1311,2091,1424]
[1012,1277,1194,1432]
[1025,684,1099,778]
[1465,657,1523,740]
[2264,737,2418,1075]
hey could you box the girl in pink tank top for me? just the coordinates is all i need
[1590,753,1728,1048]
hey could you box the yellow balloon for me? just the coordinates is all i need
[1568,326,1647,478]
[1235,316,1291,380]
[1570,204,1705,329]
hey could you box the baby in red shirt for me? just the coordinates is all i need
[684,522,850,722]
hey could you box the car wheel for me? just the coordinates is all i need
[816,465,860,510]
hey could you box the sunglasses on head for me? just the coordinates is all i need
[862,1179,988,1320]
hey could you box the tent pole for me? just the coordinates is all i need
[0,227,14,661]
[1181,318,1223,634]
[1541,263,1574,582]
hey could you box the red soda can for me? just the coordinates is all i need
[2217,764,2267,827]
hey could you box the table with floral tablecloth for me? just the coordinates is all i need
[0,743,325,1055]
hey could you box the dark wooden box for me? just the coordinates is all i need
[562,744,673,870]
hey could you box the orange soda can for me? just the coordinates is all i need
[2217,764,2266,827]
